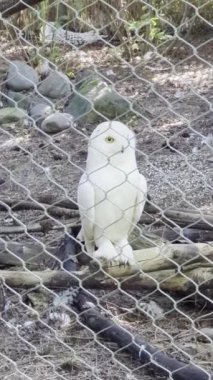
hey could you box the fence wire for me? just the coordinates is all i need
[0,1,212,379]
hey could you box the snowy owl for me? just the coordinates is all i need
[77,121,147,265]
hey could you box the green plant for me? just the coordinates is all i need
[127,12,169,45]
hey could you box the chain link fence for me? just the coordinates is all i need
[0,1,212,379]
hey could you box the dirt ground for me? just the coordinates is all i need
[0,34,212,379]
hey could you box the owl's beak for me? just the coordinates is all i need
[121,145,124,153]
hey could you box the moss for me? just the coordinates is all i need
[78,78,100,95]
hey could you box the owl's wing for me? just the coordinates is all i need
[77,173,95,253]
[132,173,147,227]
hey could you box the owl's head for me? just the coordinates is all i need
[89,121,136,160]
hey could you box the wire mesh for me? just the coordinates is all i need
[0,1,212,379]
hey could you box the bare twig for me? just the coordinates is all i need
[0,199,79,218]
[0,219,79,235]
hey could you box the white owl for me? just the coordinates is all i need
[77,121,147,265]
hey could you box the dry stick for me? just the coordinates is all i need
[160,210,213,231]
[0,218,79,235]
[0,197,78,211]
[72,290,212,380]
[0,200,79,218]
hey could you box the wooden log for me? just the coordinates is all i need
[0,218,79,235]
[159,210,213,231]
[0,199,79,218]
[0,264,212,298]
[36,194,78,210]
[152,227,213,243]
[71,289,212,380]
[0,239,212,270]
[132,243,213,272]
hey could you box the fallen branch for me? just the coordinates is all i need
[1,239,212,270]
[159,210,213,231]
[152,227,213,243]
[1,243,212,297]
[0,199,79,218]
[1,265,212,300]
[0,218,79,235]
[71,289,212,380]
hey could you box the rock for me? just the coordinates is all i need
[40,112,74,133]
[6,60,39,91]
[7,90,52,111]
[139,300,164,320]
[36,59,50,79]
[65,73,130,124]
[0,107,26,124]
[7,90,32,109]
[29,103,53,126]
[38,70,71,100]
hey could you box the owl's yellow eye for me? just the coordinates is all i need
[105,136,115,143]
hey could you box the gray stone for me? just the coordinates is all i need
[29,103,53,126]
[40,112,74,133]
[7,90,53,111]
[65,73,130,123]
[0,107,26,124]
[6,60,39,91]
[7,90,32,109]
[38,70,71,100]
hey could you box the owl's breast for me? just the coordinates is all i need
[90,167,139,241]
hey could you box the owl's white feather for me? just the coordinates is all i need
[77,121,147,265]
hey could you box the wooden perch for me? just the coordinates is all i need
[71,289,212,380]
[0,243,212,297]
